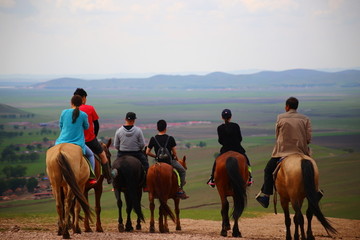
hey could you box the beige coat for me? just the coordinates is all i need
[271,109,312,158]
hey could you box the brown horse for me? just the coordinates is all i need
[147,156,187,233]
[214,151,248,238]
[46,143,92,239]
[275,153,337,240]
[83,138,112,233]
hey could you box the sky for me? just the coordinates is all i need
[0,0,359,78]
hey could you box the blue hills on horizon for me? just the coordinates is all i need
[2,69,360,90]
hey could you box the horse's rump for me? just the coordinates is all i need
[147,162,176,222]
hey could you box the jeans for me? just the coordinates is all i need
[171,159,186,188]
[85,145,95,171]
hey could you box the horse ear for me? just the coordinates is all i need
[107,138,112,148]
[183,156,186,162]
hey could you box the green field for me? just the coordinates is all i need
[0,86,359,221]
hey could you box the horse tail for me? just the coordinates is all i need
[154,164,176,223]
[302,159,337,234]
[58,151,93,222]
[122,163,145,222]
[226,157,247,220]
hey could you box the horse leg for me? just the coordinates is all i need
[281,199,292,240]
[149,196,156,233]
[125,201,134,232]
[306,205,315,240]
[62,190,72,239]
[73,199,82,234]
[220,197,230,237]
[115,189,125,232]
[232,196,241,238]
[83,189,92,232]
[293,203,305,240]
[94,186,104,232]
[164,207,169,233]
[174,198,181,231]
[136,189,142,231]
[54,187,64,236]
[159,205,165,233]
[232,216,241,238]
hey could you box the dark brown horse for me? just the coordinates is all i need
[46,143,93,239]
[83,138,112,233]
[112,155,145,232]
[214,151,248,238]
[275,153,337,240]
[147,156,187,233]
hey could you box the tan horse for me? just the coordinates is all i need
[83,139,112,233]
[147,156,187,233]
[214,151,248,238]
[275,153,337,240]
[46,143,92,239]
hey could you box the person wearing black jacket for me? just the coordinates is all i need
[207,109,253,187]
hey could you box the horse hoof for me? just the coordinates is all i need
[96,227,104,232]
[220,230,227,237]
[232,231,242,238]
[63,232,70,239]
[84,228,92,233]
[150,227,155,233]
[118,224,125,232]
[136,224,141,230]
[176,226,182,231]
[125,227,134,232]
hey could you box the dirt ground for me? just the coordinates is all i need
[1,214,359,240]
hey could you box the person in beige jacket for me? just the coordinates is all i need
[256,97,314,208]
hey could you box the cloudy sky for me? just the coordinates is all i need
[0,0,359,77]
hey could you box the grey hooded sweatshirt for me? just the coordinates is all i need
[114,125,146,152]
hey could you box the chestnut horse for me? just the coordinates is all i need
[83,138,112,233]
[275,153,337,240]
[147,156,187,233]
[214,151,248,238]
[112,155,145,232]
[46,143,92,239]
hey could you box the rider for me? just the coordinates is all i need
[114,112,149,175]
[55,95,94,168]
[207,109,253,187]
[146,119,189,200]
[255,97,322,208]
[73,88,112,184]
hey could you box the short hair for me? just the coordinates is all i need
[157,119,167,132]
[73,88,87,97]
[286,97,299,110]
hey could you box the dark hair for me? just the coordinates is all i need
[73,88,87,97]
[286,97,299,110]
[157,119,167,132]
[71,95,83,123]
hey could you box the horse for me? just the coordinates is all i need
[83,138,112,233]
[214,151,248,238]
[275,153,337,240]
[112,154,145,232]
[46,143,92,239]
[147,156,187,233]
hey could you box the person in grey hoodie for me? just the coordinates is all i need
[114,112,149,171]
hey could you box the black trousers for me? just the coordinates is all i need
[260,157,281,195]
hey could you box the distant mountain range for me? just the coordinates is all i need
[29,69,360,90]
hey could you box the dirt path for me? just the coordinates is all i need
[1,214,359,240]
